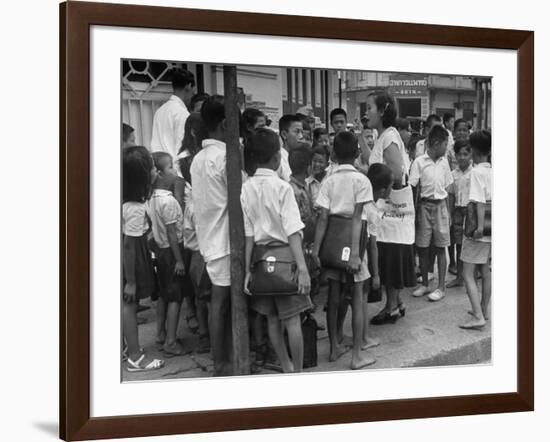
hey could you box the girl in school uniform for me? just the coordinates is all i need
[122,146,164,372]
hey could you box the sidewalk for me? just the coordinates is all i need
[123,276,491,382]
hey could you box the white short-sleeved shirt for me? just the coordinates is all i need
[409,153,454,200]
[369,126,410,185]
[305,175,323,206]
[469,163,492,204]
[450,164,473,207]
[364,203,382,237]
[316,164,373,217]
[241,168,305,245]
[276,145,292,182]
[183,192,199,252]
[190,139,231,262]
[468,162,492,242]
[148,189,184,249]
[150,95,190,161]
[122,202,149,237]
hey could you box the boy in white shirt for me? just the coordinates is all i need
[241,128,312,373]
[149,152,188,357]
[409,125,454,302]
[277,114,305,182]
[190,97,233,376]
[312,131,377,370]
[459,130,492,330]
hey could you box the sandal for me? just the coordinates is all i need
[370,309,400,325]
[126,354,164,372]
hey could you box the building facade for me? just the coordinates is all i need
[122,60,491,148]
[341,71,491,130]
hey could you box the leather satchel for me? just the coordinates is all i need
[319,215,368,270]
[248,243,299,296]
[464,201,492,238]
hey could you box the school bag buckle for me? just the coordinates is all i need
[341,247,351,262]
[266,256,276,273]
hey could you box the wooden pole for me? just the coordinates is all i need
[223,65,250,375]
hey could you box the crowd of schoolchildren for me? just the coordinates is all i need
[122,68,492,375]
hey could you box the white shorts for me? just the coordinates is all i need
[206,255,231,287]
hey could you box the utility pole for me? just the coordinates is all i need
[223,65,250,375]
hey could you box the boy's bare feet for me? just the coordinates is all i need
[350,354,376,370]
[329,344,349,362]
[361,337,381,351]
[163,341,191,358]
[459,316,486,330]
[446,278,463,288]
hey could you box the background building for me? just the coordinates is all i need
[342,71,491,130]
[122,59,491,147]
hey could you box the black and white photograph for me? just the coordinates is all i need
[121,59,492,381]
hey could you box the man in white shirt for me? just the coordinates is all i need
[150,68,196,161]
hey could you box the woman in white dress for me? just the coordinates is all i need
[366,92,417,325]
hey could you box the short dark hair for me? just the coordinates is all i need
[453,138,471,155]
[330,108,347,123]
[469,130,491,156]
[123,146,153,203]
[312,145,330,161]
[367,163,393,192]
[396,117,410,131]
[453,118,468,131]
[241,107,265,138]
[427,125,449,148]
[313,127,328,142]
[289,143,312,175]
[190,93,210,111]
[122,123,134,142]
[278,114,302,135]
[425,114,442,129]
[171,68,195,91]
[201,97,225,132]
[367,92,397,128]
[247,128,280,164]
[151,151,172,171]
[443,112,454,124]
[333,131,358,162]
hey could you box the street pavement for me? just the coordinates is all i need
[123,271,491,382]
